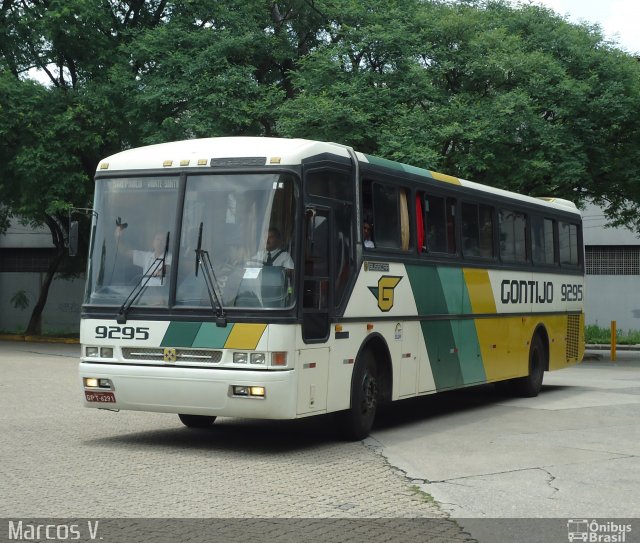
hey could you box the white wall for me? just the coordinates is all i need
[0,273,84,334]
[0,219,53,248]
[584,276,640,331]
[581,203,640,331]
[582,203,640,246]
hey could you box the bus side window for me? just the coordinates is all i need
[372,183,401,249]
[462,203,494,258]
[559,221,579,266]
[370,182,411,251]
[532,216,557,265]
[499,208,527,263]
[424,195,450,253]
[462,203,479,256]
[446,198,457,254]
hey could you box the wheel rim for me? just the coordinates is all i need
[360,370,377,415]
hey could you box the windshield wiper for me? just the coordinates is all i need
[195,222,227,327]
[116,231,170,324]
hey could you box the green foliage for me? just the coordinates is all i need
[4,0,640,231]
[277,0,640,228]
[585,325,640,345]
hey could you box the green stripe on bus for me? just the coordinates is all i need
[438,267,469,314]
[420,320,463,389]
[407,264,486,388]
[454,320,486,384]
[406,264,448,314]
[363,154,434,179]
[161,321,202,347]
[192,323,233,348]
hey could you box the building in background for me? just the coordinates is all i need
[582,203,640,331]
[0,218,84,335]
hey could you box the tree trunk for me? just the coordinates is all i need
[24,215,67,336]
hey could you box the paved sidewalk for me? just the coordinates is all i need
[0,341,474,543]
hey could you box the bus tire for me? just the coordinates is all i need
[511,334,546,397]
[178,414,217,428]
[341,349,378,441]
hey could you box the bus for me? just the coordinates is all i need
[78,137,584,440]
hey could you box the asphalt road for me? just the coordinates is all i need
[367,350,640,542]
[2,341,639,543]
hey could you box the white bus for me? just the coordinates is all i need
[79,137,584,439]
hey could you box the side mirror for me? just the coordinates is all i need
[68,221,79,257]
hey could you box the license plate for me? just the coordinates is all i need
[85,391,116,403]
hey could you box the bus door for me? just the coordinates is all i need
[297,205,331,415]
[301,165,355,343]
[302,205,331,342]
[298,166,356,414]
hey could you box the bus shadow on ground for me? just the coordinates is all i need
[373,383,573,431]
[84,383,572,453]
[84,414,348,454]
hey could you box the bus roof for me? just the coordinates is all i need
[97,137,351,172]
[97,136,580,216]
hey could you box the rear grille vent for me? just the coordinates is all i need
[122,347,222,363]
[566,315,581,361]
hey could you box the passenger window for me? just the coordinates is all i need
[499,209,527,262]
[423,194,457,254]
[306,169,352,201]
[559,221,579,266]
[462,203,494,258]
[372,183,400,248]
[531,217,556,265]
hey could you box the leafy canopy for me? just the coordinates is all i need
[1,0,640,230]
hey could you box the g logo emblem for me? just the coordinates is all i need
[368,276,402,312]
[163,348,177,362]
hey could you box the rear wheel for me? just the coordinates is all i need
[510,334,546,397]
[178,414,216,428]
[341,349,378,441]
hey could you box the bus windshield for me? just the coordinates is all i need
[85,173,298,310]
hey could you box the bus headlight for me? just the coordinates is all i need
[250,353,266,364]
[249,386,265,397]
[85,346,114,358]
[233,352,248,364]
[231,385,266,398]
[83,377,114,389]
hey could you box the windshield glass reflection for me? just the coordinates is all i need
[86,177,178,307]
[176,173,297,309]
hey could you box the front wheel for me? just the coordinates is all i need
[341,349,378,441]
[178,414,217,428]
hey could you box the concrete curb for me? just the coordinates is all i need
[0,334,79,344]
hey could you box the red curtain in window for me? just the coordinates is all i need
[416,194,424,251]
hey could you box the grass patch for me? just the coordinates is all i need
[585,324,640,345]
[408,484,438,505]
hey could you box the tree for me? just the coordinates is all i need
[275,1,640,227]
[0,0,170,334]
[2,0,640,334]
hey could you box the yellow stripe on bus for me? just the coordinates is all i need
[429,171,461,185]
[224,324,267,350]
[463,269,497,314]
